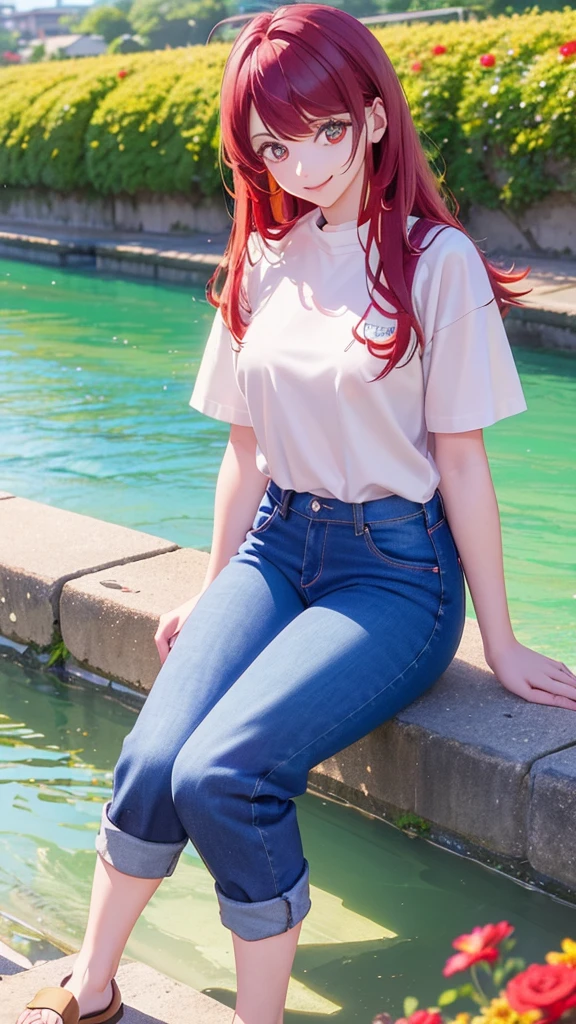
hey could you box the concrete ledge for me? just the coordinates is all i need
[506,305,576,351]
[528,746,576,890]
[61,548,210,692]
[3,494,576,899]
[0,229,221,284]
[310,617,576,863]
[0,953,230,1024]
[0,497,177,646]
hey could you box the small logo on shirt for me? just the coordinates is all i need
[363,322,395,342]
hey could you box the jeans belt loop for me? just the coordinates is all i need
[352,501,365,536]
[279,489,295,519]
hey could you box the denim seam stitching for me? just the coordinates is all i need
[250,576,446,806]
[301,523,329,589]
[251,804,280,892]
[250,503,279,535]
[300,518,315,593]
[427,517,446,535]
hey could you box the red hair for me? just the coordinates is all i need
[207,2,531,381]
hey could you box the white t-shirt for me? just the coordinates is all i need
[189,208,527,503]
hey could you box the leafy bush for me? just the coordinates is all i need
[0,10,574,212]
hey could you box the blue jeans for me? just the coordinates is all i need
[96,479,465,940]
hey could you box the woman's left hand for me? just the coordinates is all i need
[485,638,576,710]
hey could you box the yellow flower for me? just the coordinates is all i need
[454,1015,471,1024]
[469,997,542,1024]
[546,939,576,967]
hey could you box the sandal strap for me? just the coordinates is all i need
[26,986,80,1024]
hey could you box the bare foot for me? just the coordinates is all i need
[16,980,113,1024]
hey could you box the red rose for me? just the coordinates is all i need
[559,40,576,57]
[411,61,423,72]
[443,922,514,977]
[507,963,576,1024]
[480,53,496,67]
[432,45,447,55]
[396,1012,443,1024]
[117,68,128,79]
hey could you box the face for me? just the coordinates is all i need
[248,98,386,210]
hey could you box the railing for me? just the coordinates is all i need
[207,6,473,41]
[359,6,472,23]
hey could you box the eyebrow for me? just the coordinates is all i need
[250,116,345,145]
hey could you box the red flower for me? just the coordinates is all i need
[117,68,128,79]
[443,921,514,977]
[411,61,423,72]
[559,40,576,57]
[479,53,496,67]
[396,1012,443,1024]
[432,45,447,55]
[506,963,576,1024]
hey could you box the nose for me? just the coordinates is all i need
[295,160,306,179]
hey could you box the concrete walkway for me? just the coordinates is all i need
[0,952,231,1024]
[0,220,575,348]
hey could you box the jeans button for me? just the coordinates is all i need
[311,499,321,512]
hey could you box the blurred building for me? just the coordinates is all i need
[0,6,88,39]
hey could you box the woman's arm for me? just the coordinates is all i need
[433,428,576,709]
[199,422,270,594]
[155,424,267,662]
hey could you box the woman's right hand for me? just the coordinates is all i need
[154,593,204,665]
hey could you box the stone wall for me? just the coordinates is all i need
[0,188,230,235]
[0,188,575,255]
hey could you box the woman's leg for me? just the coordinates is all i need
[17,544,307,1024]
[170,520,464,1024]
[232,921,303,1024]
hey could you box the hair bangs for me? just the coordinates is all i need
[250,34,364,149]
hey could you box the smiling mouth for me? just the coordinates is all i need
[303,175,333,190]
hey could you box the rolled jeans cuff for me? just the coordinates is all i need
[215,859,312,940]
[95,800,188,878]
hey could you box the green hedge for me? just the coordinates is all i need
[0,11,575,212]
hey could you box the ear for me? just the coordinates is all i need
[366,96,387,144]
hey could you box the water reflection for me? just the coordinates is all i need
[1,654,576,1023]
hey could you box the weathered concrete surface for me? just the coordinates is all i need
[0,188,230,235]
[0,954,231,1024]
[528,746,576,889]
[466,194,576,257]
[0,940,29,975]
[506,306,576,351]
[0,497,177,647]
[60,548,210,692]
[311,617,576,859]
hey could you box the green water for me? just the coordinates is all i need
[0,257,575,669]
[2,655,576,1022]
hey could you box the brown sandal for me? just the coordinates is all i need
[24,976,123,1024]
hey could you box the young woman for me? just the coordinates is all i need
[18,5,576,1024]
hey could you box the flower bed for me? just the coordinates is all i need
[0,11,574,213]
[374,925,576,1024]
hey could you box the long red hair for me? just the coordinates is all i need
[207,2,531,381]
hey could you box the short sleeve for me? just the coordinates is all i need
[189,307,252,426]
[413,227,528,433]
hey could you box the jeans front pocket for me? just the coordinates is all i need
[362,511,440,572]
[249,498,280,535]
